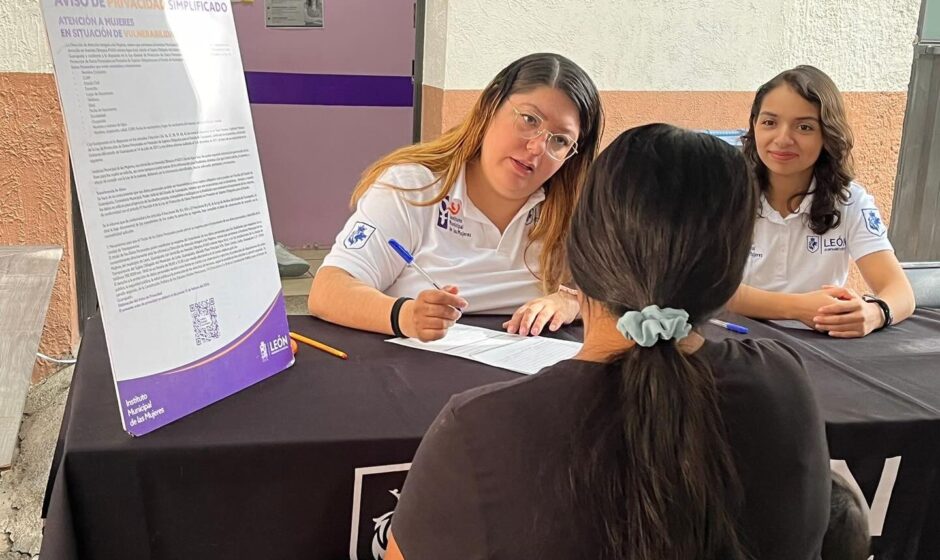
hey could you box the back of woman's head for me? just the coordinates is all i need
[570,124,755,316]
[566,124,756,560]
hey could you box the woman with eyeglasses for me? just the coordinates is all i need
[308,53,603,341]
[384,125,830,560]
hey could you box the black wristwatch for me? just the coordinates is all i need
[862,294,892,331]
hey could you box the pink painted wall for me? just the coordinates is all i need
[252,105,414,246]
[233,1,415,76]
[232,0,416,246]
[0,72,77,381]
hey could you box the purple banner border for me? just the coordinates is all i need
[115,292,293,436]
[244,71,414,107]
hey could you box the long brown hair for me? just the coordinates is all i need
[566,124,757,559]
[742,65,855,234]
[350,53,603,292]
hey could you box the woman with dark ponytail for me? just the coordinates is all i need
[386,124,830,560]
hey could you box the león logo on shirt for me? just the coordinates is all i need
[807,235,820,253]
[861,208,886,237]
[344,222,376,249]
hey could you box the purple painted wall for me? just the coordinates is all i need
[232,0,416,246]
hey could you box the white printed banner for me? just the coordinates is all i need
[41,0,293,435]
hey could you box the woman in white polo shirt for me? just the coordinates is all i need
[307,53,603,341]
[729,65,914,337]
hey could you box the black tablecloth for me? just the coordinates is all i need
[42,309,940,560]
[712,311,940,461]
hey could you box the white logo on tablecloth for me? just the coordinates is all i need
[349,463,411,560]
[371,489,401,560]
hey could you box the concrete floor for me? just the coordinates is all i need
[0,364,72,560]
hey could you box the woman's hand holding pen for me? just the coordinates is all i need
[504,289,580,336]
[400,285,468,342]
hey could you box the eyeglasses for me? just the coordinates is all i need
[510,103,579,161]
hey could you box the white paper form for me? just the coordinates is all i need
[387,324,582,375]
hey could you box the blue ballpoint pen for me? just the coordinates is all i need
[387,239,443,290]
[709,318,749,334]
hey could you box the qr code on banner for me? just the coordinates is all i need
[189,298,220,346]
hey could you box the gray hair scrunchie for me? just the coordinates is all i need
[615,305,692,347]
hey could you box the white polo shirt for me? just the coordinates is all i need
[322,163,545,314]
[742,181,894,293]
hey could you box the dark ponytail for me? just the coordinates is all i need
[566,124,757,559]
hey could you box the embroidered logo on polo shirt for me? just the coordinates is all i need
[435,196,471,239]
[525,205,540,226]
[807,235,820,253]
[344,222,376,249]
[749,244,764,259]
[862,208,886,237]
[437,198,450,229]
[823,236,846,252]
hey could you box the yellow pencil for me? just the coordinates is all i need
[289,331,348,360]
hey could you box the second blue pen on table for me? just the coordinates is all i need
[709,318,749,334]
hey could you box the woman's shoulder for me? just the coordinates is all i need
[356,163,443,210]
[354,163,444,208]
[703,338,813,406]
[374,164,441,195]
[840,181,891,239]
[705,336,802,365]
[446,360,605,424]
[842,181,876,208]
[702,337,827,463]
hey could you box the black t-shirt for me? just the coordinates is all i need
[392,338,831,560]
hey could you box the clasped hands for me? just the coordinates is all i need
[794,285,885,338]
